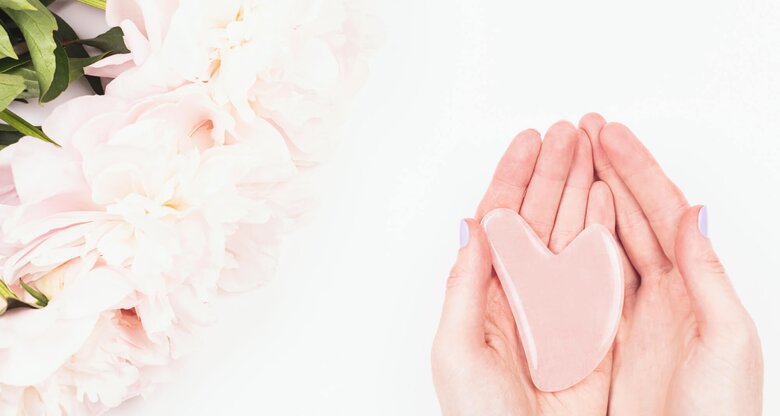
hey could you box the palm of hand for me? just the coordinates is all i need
[579,114,763,416]
[612,264,761,416]
[433,121,617,416]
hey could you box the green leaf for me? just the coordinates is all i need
[0,0,36,11]
[0,53,30,73]
[39,32,67,102]
[76,0,105,10]
[7,64,39,99]
[0,25,18,59]
[68,52,107,81]
[3,0,59,103]
[53,13,103,94]
[77,26,129,54]
[0,123,26,147]
[0,108,57,145]
[0,72,25,109]
[19,279,48,307]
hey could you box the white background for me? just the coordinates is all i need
[18,0,780,414]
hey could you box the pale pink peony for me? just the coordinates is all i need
[89,0,381,161]
[0,85,304,413]
[85,0,179,79]
[0,310,172,416]
[2,0,377,413]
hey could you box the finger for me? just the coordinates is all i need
[579,113,669,279]
[585,181,641,299]
[585,181,615,232]
[435,219,493,349]
[600,122,689,262]
[549,131,593,253]
[476,130,542,220]
[520,121,578,245]
[675,206,756,343]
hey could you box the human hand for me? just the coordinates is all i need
[432,122,617,415]
[579,114,764,415]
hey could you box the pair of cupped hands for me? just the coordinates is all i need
[432,114,763,415]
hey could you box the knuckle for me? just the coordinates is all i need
[703,254,727,275]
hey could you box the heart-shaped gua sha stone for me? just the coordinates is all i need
[481,208,624,392]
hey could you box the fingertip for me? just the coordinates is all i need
[547,120,578,138]
[599,122,636,154]
[458,218,491,262]
[516,128,542,142]
[511,128,543,158]
[565,130,595,188]
[673,205,751,341]
[477,130,541,219]
[674,206,708,263]
[549,119,577,131]
[459,219,470,249]
[441,218,493,345]
[578,112,606,132]
[601,121,633,136]
[578,114,611,175]
[543,120,579,155]
[674,205,728,293]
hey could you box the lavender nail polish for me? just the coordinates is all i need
[460,220,470,248]
[698,206,708,238]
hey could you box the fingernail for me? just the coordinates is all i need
[698,206,708,238]
[459,220,470,248]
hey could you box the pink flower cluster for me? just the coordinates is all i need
[0,0,379,414]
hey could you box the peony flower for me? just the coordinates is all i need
[2,0,378,413]
[0,310,172,416]
[85,0,180,79]
[89,0,381,160]
[1,84,304,413]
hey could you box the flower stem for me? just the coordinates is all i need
[76,0,107,10]
[0,109,59,146]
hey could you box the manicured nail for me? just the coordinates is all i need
[459,220,470,248]
[698,206,708,238]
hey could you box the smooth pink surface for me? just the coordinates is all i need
[481,208,624,392]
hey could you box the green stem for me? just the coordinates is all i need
[0,108,58,146]
[76,0,106,10]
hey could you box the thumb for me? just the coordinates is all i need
[675,206,750,340]
[435,219,492,348]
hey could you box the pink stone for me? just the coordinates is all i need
[481,208,624,392]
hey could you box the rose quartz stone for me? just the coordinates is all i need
[481,208,624,392]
